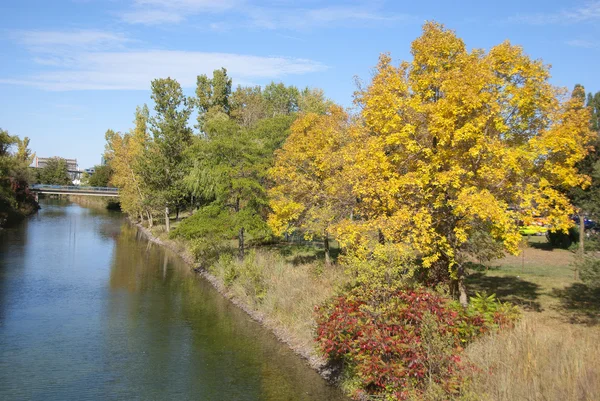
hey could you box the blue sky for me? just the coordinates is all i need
[1,0,599,169]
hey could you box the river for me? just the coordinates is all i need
[0,200,346,401]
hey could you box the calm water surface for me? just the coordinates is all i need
[0,200,346,401]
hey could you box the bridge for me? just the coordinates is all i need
[31,184,119,197]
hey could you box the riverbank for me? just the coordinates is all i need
[67,195,120,211]
[132,219,600,401]
[0,197,39,229]
[132,222,348,378]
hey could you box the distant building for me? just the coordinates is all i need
[35,157,78,171]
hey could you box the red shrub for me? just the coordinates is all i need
[315,285,516,400]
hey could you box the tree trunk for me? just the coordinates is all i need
[579,212,585,255]
[238,227,245,260]
[324,230,331,266]
[176,206,180,221]
[147,211,153,228]
[577,211,585,280]
[165,206,170,232]
[378,229,385,245]
[457,264,468,307]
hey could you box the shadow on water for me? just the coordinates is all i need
[466,272,543,311]
[551,283,600,325]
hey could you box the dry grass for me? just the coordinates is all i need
[463,314,600,401]
[209,247,350,354]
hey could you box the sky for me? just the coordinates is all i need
[1,0,599,169]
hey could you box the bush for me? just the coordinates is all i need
[547,226,579,249]
[315,286,519,400]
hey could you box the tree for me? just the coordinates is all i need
[105,106,153,224]
[87,164,113,187]
[148,78,193,232]
[268,106,353,264]
[230,85,267,128]
[263,82,300,117]
[0,129,37,223]
[185,115,269,259]
[36,157,72,185]
[335,22,593,304]
[587,91,600,132]
[196,68,232,130]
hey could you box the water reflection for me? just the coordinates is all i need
[0,201,346,401]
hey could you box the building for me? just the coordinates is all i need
[35,157,78,171]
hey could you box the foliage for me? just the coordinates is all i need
[87,164,113,187]
[332,22,593,302]
[568,89,600,218]
[36,157,72,185]
[268,106,353,263]
[547,226,580,249]
[576,256,600,288]
[196,68,232,130]
[0,128,38,225]
[315,285,520,400]
[147,77,193,229]
[104,106,153,224]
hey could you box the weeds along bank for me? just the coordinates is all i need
[67,195,121,211]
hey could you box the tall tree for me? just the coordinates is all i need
[148,78,193,231]
[36,157,72,185]
[105,106,153,224]
[334,22,593,304]
[263,82,300,117]
[186,115,268,259]
[587,91,600,132]
[196,68,232,130]
[268,106,353,264]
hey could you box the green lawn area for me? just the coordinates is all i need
[467,236,600,325]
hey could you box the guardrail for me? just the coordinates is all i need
[31,184,119,193]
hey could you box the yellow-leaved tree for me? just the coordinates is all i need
[105,105,152,225]
[268,105,354,264]
[335,22,593,304]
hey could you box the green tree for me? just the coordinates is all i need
[263,82,300,117]
[88,164,113,187]
[0,129,38,223]
[587,91,600,132]
[196,68,232,130]
[148,77,193,231]
[185,115,270,259]
[37,157,72,185]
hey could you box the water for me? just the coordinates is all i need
[0,200,346,401]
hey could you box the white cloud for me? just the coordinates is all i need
[118,0,412,28]
[121,0,239,25]
[245,5,413,30]
[1,50,327,91]
[565,39,598,49]
[512,1,600,25]
[14,30,130,52]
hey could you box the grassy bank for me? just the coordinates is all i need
[139,221,600,400]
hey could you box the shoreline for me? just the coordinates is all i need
[131,220,336,380]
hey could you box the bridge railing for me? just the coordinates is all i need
[31,184,119,193]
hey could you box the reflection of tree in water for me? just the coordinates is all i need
[107,223,347,400]
[0,220,29,323]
